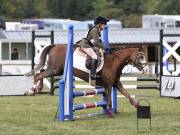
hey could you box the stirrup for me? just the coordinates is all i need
[96,74,101,78]
[91,73,101,79]
[89,72,96,86]
[90,79,96,86]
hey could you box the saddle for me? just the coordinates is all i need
[77,47,102,70]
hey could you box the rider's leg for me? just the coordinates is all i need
[83,48,98,59]
[91,59,98,78]
[83,48,98,84]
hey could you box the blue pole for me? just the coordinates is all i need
[102,93,108,114]
[103,26,109,50]
[163,47,169,69]
[59,80,65,121]
[102,26,109,113]
[112,87,117,113]
[103,26,117,113]
[68,25,74,120]
[58,25,74,121]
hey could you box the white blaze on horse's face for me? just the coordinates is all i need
[136,52,148,73]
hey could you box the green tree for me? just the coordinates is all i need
[93,0,122,18]
[46,0,94,20]
[144,0,160,14]
[0,0,16,19]
[11,0,43,18]
[2,0,180,27]
[0,0,47,19]
[110,0,146,27]
[157,0,180,15]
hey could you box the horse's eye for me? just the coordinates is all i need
[139,56,144,59]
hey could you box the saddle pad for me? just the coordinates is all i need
[73,48,104,73]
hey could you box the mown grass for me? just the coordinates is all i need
[0,82,180,135]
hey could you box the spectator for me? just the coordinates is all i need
[11,48,19,60]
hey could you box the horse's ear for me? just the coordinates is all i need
[139,46,145,52]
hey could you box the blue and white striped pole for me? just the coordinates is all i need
[68,25,74,120]
[103,26,117,113]
[59,25,74,121]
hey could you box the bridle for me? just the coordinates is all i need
[130,51,147,71]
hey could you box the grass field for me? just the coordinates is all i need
[0,83,180,135]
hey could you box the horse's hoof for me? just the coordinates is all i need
[129,97,139,108]
[24,90,35,96]
[107,110,114,118]
[90,80,96,86]
[134,102,140,108]
[134,101,140,108]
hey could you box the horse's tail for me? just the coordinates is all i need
[25,45,55,76]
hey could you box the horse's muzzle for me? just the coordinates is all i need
[142,65,148,74]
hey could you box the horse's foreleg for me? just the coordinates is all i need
[105,86,113,117]
[116,81,139,108]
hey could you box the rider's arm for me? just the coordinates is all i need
[90,28,104,50]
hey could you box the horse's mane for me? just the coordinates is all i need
[105,45,141,55]
[105,45,142,61]
[109,45,141,52]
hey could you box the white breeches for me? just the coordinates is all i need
[83,48,98,59]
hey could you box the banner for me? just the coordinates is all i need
[161,76,180,97]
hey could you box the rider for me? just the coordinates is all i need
[77,16,109,84]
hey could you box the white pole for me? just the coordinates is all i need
[0,41,2,74]
[26,42,28,60]
[0,41,2,60]
[9,42,11,60]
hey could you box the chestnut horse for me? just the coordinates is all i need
[25,45,148,116]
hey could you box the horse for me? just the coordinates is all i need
[25,45,148,117]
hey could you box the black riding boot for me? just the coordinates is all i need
[90,59,97,86]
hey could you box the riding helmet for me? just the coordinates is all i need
[94,16,109,25]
